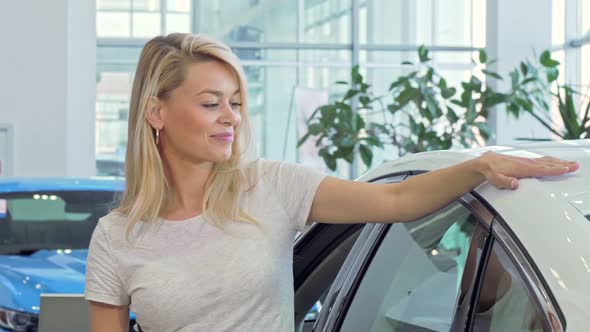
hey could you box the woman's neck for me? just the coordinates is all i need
[161,151,214,221]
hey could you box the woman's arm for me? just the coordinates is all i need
[309,151,579,224]
[89,301,130,332]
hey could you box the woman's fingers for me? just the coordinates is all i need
[485,153,579,190]
[486,173,517,190]
[490,173,518,190]
[535,156,579,170]
[568,161,580,171]
[534,164,571,176]
[530,157,578,176]
[510,160,568,178]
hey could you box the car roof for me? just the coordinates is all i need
[359,139,590,329]
[0,177,125,193]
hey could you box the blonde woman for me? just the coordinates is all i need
[84,33,578,332]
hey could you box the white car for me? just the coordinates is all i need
[293,140,590,332]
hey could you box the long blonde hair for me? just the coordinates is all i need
[114,33,254,234]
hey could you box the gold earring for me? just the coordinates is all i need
[155,128,160,146]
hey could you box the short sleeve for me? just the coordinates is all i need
[262,160,326,232]
[84,220,130,306]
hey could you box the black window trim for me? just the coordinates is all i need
[452,218,493,331]
[316,188,494,331]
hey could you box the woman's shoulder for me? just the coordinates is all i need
[244,158,295,175]
[244,158,281,170]
[94,211,165,249]
[242,159,292,184]
[94,211,130,238]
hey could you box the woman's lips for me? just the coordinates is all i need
[211,133,234,142]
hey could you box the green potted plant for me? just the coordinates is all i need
[504,50,590,140]
[298,47,520,171]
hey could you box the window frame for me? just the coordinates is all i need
[314,171,494,332]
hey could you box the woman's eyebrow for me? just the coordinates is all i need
[196,89,241,97]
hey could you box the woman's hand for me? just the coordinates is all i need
[477,151,580,190]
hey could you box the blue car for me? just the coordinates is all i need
[0,178,125,332]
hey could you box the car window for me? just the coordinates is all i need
[339,201,478,332]
[6,196,91,222]
[0,190,118,253]
[2,191,115,222]
[471,240,546,332]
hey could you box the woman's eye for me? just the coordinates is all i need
[230,102,242,109]
[203,103,218,109]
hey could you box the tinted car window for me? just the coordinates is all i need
[0,191,117,253]
[8,196,91,222]
[339,201,478,332]
[471,241,546,331]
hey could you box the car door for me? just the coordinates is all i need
[467,218,565,332]
[313,191,494,332]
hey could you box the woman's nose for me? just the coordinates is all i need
[220,102,240,126]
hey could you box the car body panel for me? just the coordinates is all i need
[0,177,125,193]
[0,250,87,313]
[353,139,590,330]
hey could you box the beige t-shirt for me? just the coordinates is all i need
[84,160,326,332]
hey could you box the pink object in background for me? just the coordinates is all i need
[0,199,6,218]
[294,87,330,173]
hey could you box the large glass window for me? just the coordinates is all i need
[552,0,565,46]
[552,0,590,87]
[339,201,479,331]
[304,0,351,43]
[95,46,140,176]
[96,0,131,37]
[583,0,590,40]
[96,0,485,178]
[583,45,590,88]
[361,0,483,47]
[550,0,590,139]
[200,0,298,43]
[581,0,590,88]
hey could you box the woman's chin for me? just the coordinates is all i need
[216,150,233,161]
